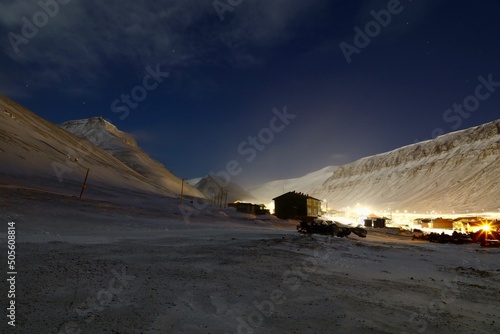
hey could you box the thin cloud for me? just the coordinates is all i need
[0,0,332,96]
[330,153,350,165]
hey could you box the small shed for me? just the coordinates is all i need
[415,218,431,228]
[364,214,386,228]
[373,218,386,228]
[272,191,322,219]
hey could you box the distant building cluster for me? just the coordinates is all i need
[227,190,323,220]
[415,216,500,232]
[228,202,270,215]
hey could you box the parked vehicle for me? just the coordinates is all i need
[297,219,367,238]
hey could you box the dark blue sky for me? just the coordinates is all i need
[1,0,500,185]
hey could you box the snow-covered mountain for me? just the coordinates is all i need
[0,96,202,199]
[3,94,498,214]
[60,117,203,198]
[311,120,500,214]
[248,120,500,215]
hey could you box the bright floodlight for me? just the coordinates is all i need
[482,224,491,232]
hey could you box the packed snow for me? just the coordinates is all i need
[1,186,499,333]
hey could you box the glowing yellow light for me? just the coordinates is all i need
[353,207,370,216]
[482,224,491,232]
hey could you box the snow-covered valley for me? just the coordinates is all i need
[1,96,499,333]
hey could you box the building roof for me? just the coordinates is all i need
[452,216,483,222]
[272,191,321,201]
[432,218,453,223]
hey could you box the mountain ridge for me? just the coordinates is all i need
[0,96,202,199]
[249,119,500,214]
[311,119,500,213]
[60,117,204,198]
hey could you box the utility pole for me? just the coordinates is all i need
[219,187,224,209]
[180,178,185,205]
[79,168,90,199]
[219,187,222,209]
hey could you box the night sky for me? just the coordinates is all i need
[1,0,500,186]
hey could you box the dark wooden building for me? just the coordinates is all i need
[228,202,270,215]
[272,191,322,219]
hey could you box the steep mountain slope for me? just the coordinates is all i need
[60,117,204,198]
[312,120,500,213]
[0,96,197,199]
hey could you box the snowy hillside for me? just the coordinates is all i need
[60,117,204,198]
[248,121,500,215]
[0,96,198,199]
[248,166,338,209]
[312,120,500,214]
